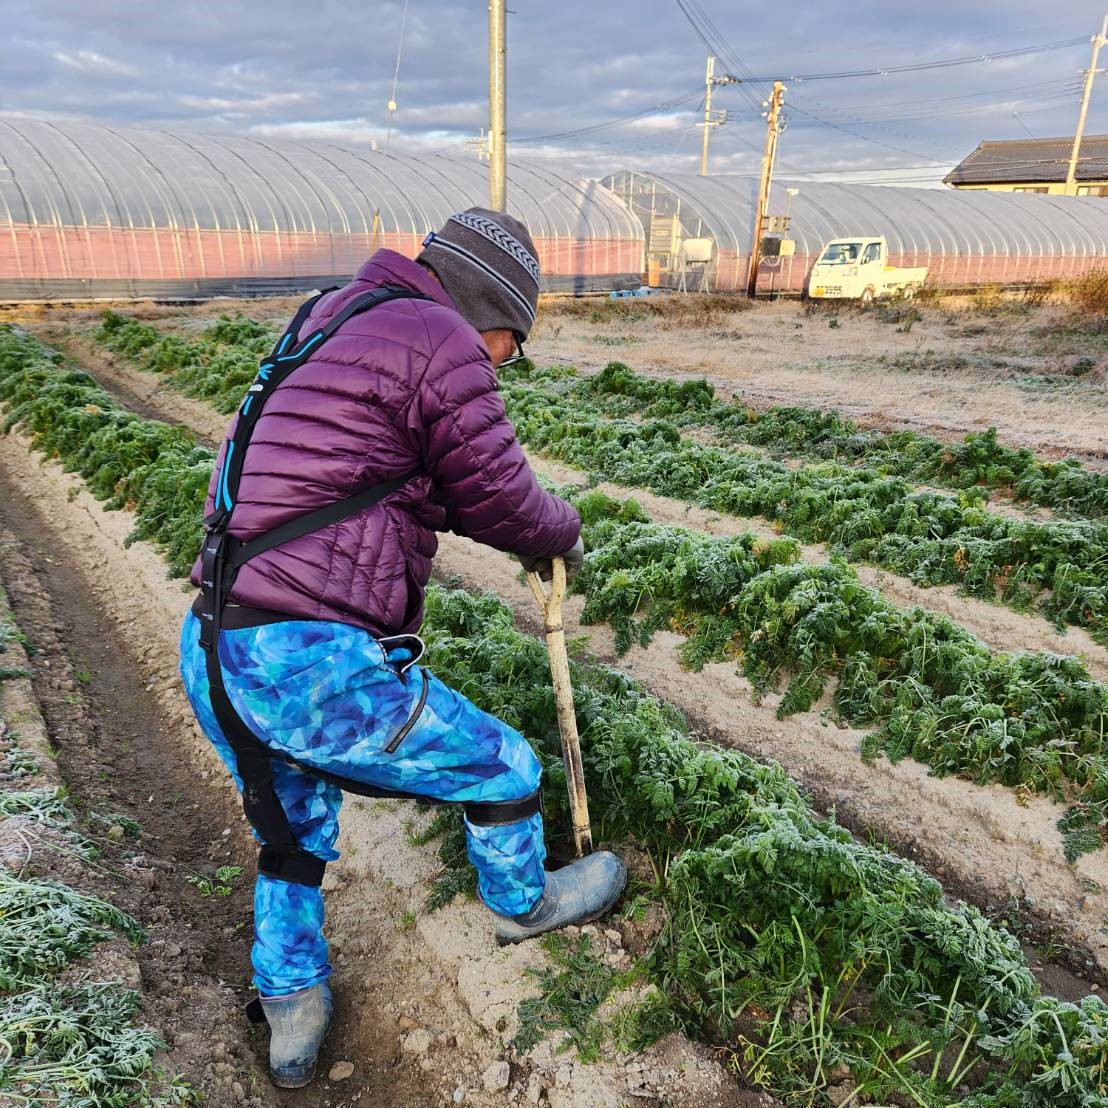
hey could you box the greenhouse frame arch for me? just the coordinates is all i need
[0,116,645,300]
[604,171,1108,293]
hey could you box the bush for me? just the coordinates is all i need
[1065,269,1108,319]
[537,293,749,329]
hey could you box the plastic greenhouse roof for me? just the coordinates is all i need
[604,171,1108,258]
[0,116,641,243]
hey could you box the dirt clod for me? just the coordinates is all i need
[329,1060,356,1082]
[483,1061,511,1091]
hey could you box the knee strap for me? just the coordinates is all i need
[258,844,327,887]
[464,787,542,828]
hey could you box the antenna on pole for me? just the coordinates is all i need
[1065,12,1108,195]
[384,0,410,152]
[488,0,507,211]
[466,127,491,161]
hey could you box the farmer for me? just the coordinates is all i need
[177,208,626,1088]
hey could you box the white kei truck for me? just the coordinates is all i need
[807,236,928,302]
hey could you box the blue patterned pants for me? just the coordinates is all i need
[178,612,546,996]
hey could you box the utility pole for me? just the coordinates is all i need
[1065,13,1108,196]
[699,56,737,176]
[488,0,507,211]
[747,80,785,298]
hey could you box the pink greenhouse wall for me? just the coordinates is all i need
[0,226,642,285]
[709,249,1108,293]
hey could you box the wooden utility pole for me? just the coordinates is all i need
[699,56,737,176]
[1065,13,1108,196]
[488,0,507,211]
[747,80,785,298]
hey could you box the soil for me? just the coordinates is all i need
[0,482,442,1107]
[39,328,1108,686]
[16,295,1108,465]
[429,529,1108,992]
[4,301,1107,1100]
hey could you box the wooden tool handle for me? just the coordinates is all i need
[526,556,593,856]
[526,555,566,626]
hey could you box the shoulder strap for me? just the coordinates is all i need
[214,284,430,516]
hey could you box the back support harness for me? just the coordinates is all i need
[196,285,541,888]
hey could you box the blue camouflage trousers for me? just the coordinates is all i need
[178,612,546,996]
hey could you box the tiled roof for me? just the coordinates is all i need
[944,135,1108,184]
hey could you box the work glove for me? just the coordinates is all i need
[518,536,584,584]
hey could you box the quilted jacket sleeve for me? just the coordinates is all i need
[413,324,580,557]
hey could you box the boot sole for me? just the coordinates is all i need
[496,868,627,946]
[269,1066,316,1089]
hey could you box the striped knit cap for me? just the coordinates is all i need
[417,207,540,341]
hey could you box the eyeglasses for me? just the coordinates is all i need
[499,339,527,369]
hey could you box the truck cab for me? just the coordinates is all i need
[808,236,927,301]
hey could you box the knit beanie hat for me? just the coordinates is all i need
[417,208,540,340]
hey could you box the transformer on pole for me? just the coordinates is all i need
[747,80,786,298]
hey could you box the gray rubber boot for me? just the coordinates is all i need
[493,851,627,944]
[259,981,333,1088]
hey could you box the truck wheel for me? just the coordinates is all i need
[902,285,918,301]
[860,287,875,304]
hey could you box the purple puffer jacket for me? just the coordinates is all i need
[190,250,580,637]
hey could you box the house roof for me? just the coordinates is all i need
[944,135,1108,185]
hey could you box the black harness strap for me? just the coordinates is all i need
[197,283,544,888]
[199,285,429,886]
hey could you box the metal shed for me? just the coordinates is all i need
[0,116,644,300]
[604,171,1108,292]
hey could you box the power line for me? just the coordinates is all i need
[784,102,938,160]
[786,91,1080,128]
[383,0,410,153]
[672,2,1094,168]
[818,77,1077,114]
[674,1,1086,82]
[771,36,1087,82]
[514,88,704,143]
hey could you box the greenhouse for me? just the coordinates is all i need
[0,116,644,299]
[604,170,1108,292]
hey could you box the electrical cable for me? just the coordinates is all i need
[383,0,410,153]
[514,88,705,143]
[674,2,1086,85]
[673,1,1092,167]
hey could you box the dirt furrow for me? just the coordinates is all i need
[430,529,1108,984]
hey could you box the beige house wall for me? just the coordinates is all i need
[951,180,1108,195]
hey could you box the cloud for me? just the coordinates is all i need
[178,91,312,114]
[52,49,135,76]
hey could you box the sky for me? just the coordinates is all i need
[0,0,1105,187]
